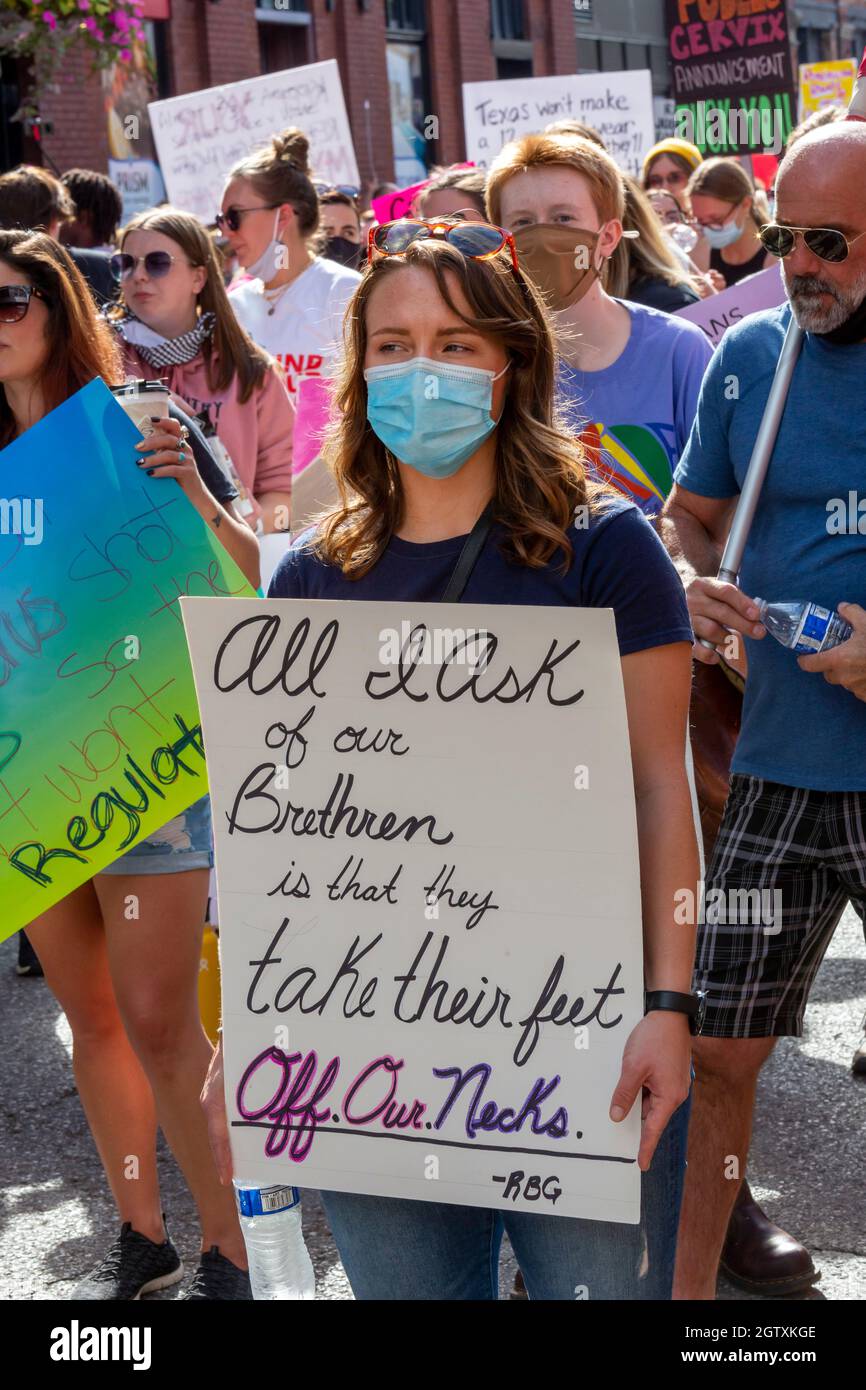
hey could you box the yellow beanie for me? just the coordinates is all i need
[642,138,704,177]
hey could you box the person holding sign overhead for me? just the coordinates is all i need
[0,229,259,1301]
[202,218,702,1300]
[220,129,361,418]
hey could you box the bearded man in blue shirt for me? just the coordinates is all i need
[661,122,866,1301]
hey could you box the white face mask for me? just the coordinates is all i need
[246,209,285,282]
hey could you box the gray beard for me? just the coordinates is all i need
[783,263,866,332]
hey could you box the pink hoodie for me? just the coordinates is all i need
[118,341,294,499]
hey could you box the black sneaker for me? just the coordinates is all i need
[72,1221,183,1299]
[181,1246,253,1300]
[16,931,43,978]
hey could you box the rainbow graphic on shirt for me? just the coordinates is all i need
[579,421,675,516]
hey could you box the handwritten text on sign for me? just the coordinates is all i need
[149,60,359,226]
[0,379,253,942]
[182,597,643,1223]
[461,70,655,179]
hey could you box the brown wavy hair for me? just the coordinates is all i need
[0,229,121,448]
[112,206,273,404]
[315,235,611,577]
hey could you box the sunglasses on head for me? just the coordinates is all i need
[369,219,520,272]
[0,283,51,323]
[214,203,282,233]
[759,223,866,264]
[314,183,361,200]
[111,250,178,280]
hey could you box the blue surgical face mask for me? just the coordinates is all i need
[364,356,509,479]
[702,212,744,250]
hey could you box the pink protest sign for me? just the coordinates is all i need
[676,264,786,349]
[292,375,334,476]
[370,164,475,226]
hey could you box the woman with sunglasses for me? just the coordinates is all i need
[201,218,701,1300]
[0,229,259,1300]
[108,207,295,534]
[686,158,775,290]
[218,128,361,413]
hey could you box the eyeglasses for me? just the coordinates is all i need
[314,183,361,201]
[646,190,695,228]
[214,204,282,233]
[111,250,178,280]
[369,219,519,272]
[0,284,51,323]
[759,223,866,264]
[646,171,689,190]
[694,205,740,233]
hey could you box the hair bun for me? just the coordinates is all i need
[272,128,311,176]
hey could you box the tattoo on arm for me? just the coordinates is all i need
[211,512,222,529]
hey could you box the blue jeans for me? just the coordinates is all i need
[320,1091,690,1300]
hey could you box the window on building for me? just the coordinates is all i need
[491,0,533,79]
[797,26,824,64]
[386,0,431,184]
[257,0,312,75]
[0,56,22,173]
[492,0,526,40]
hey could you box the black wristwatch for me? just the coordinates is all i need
[644,989,706,1036]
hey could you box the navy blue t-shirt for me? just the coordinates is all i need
[268,495,692,659]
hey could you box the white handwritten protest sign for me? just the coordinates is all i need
[462,70,655,178]
[148,60,359,225]
[182,596,643,1223]
[676,263,785,348]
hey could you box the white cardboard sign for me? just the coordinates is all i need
[462,70,655,179]
[181,596,643,1224]
[148,59,359,225]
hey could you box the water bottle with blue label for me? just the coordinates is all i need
[234,1182,315,1300]
[755,599,852,654]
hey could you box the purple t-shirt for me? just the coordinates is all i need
[269,496,692,659]
[557,300,713,518]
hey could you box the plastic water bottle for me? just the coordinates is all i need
[234,1182,315,1300]
[755,598,852,654]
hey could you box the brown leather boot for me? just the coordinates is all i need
[720,1181,820,1296]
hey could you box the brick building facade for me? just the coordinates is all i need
[3,0,865,186]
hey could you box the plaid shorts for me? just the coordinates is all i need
[695,775,866,1038]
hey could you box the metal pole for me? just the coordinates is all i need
[699,47,865,649]
[698,311,804,648]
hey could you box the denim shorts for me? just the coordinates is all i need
[319,1090,691,1300]
[97,794,214,876]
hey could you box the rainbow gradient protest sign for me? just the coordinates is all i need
[0,378,254,941]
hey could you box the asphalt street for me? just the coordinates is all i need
[1,907,863,1302]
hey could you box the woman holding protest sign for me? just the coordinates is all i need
[108,206,295,534]
[219,128,361,414]
[201,219,701,1300]
[0,228,258,1300]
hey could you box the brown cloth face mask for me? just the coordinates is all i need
[513,224,602,311]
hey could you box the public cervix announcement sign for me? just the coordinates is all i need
[182,597,644,1223]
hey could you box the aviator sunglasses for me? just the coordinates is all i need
[110,250,180,280]
[369,218,520,272]
[0,283,51,323]
[759,223,866,264]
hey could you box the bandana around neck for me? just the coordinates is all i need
[115,310,216,368]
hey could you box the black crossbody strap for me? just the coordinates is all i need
[440,501,494,603]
